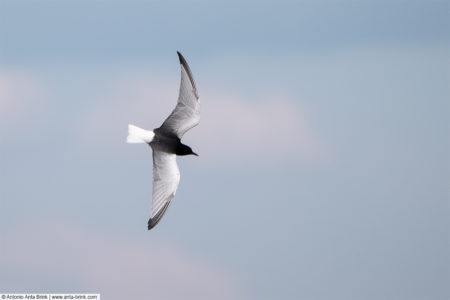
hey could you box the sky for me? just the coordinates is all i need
[1,0,449,299]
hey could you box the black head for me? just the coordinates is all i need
[176,143,198,156]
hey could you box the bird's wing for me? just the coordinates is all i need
[160,52,200,138]
[148,150,180,230]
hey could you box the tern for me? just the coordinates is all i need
[127,52,200,230]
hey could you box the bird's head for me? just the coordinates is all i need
[177,144,198,156]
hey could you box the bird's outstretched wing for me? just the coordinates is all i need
[160,52,200,138]
[148,150,180,230]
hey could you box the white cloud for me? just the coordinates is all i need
[191,90,324,165]
[0,222,243,300]
[0,69,45,122]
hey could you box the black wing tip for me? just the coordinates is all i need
[147,201,171,231]
[177,51,186,65]
[147,219,155,230]
[147,215,162,231]
[147,217,160,230]
[175,51,198,96]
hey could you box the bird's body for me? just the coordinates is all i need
[127,52,199,230]
[150,128,197,156]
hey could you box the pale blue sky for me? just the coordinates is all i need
[1,1,449,300]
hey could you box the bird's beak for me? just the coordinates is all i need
[192,152,199,156]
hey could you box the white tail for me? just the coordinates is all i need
[127,124,155,143]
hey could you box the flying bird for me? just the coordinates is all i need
[127,52,200,230]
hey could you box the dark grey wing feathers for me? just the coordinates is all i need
[160,52,200,138]
[148,200,172,230]
[177,51,198,97]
